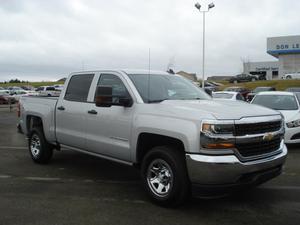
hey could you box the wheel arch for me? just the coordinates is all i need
[135,132,186,166]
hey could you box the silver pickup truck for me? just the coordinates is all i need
[19,69,287,206]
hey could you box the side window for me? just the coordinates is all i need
[64,74,94,102]
[236,93,244,101]
[96,74,130,102]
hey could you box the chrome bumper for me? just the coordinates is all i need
[185,142,287,185]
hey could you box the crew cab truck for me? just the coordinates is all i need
[19,70,287,206]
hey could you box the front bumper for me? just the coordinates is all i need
[185,143,287,185]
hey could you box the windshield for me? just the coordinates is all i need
[127,74,210,103]
[252,95,299,110]
[212,93,234,99]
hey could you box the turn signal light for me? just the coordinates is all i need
[204,143,234,149]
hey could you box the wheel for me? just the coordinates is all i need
[286,75,292,79]
[251,78,256,82]
[28,127,53,164]
[141,146,190,207]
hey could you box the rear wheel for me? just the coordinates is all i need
[28,127,53,164]
[141,146,190,207]
[286,75,292,79]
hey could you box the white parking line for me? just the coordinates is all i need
[262,185,300,190]
[0,175,12,179]
[0,146,27,150]
[24,177,61,181]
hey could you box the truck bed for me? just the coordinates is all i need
[19,96,58,143]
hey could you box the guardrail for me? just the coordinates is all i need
[0,100,17,112]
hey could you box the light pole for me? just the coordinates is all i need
[195,2,215,89]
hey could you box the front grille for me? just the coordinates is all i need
[236,136,281,158]
[235,120,281,136]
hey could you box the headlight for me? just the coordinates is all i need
[202,123,234,135]
[286,119,300,128]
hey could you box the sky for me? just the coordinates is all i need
[0,0,300,81]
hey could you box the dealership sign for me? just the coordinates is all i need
[256,67,279,71]
[276,43,300,50]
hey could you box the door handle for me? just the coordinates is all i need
[57,106,65,111]
[88,110,98,115]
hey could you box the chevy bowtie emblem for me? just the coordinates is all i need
[263,133,274,141]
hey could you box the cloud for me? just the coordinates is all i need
[0,0,300,81]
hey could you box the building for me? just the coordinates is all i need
[243,35,300,80]
[176,71,198,82]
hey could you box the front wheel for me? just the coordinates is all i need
[141,146,190,207]
[28,127,53,164]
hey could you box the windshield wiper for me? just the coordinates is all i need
[148,99,169,103]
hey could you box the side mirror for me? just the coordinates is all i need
[95,85,133,107]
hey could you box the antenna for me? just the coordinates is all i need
[147,48,151,103]
[81,60,85,71]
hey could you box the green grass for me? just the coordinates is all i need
[215,80,300,91]
[0,81,64,88]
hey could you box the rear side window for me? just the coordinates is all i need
[64,74,94,102]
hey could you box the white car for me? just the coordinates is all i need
[212,91,245,101]
[36,86,61,97]
[12,90,39,101]
[282,72,300,79]
[251,91,300,144]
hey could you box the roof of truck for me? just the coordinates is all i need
[70,69,171,76]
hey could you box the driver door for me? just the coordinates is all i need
[85,73,134,162]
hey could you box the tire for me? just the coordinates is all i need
[28,127,53,164]
[286,75,292,79]
[141,146,190,207]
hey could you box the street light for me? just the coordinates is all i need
[194,2,215,89]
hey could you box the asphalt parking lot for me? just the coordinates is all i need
[0,110,300,225]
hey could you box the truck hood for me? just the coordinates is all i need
[161,100,280,120]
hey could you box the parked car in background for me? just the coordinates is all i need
[223,86,251,98]
[229,73,257,83]
[251,91,300,144]
[0,89,10,95]
[246,87,276,102]
[12,90,39,101]
[0,93,16,104]
[285,87,300,93]
[199,81,219,92]
[212,91,245,101]
[36,86,61,96]
[54,84,64,91]
[206,81,223,87]
[7,86,25,95]
[282,72,300,79]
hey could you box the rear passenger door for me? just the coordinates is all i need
[56,74,95,149]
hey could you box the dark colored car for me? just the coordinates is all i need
[0,93,16,104]
[229,73,258,83]
[223,86,251,98]
[246,86,276,102]
[199,81,219,92]
[285,87,300,92]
